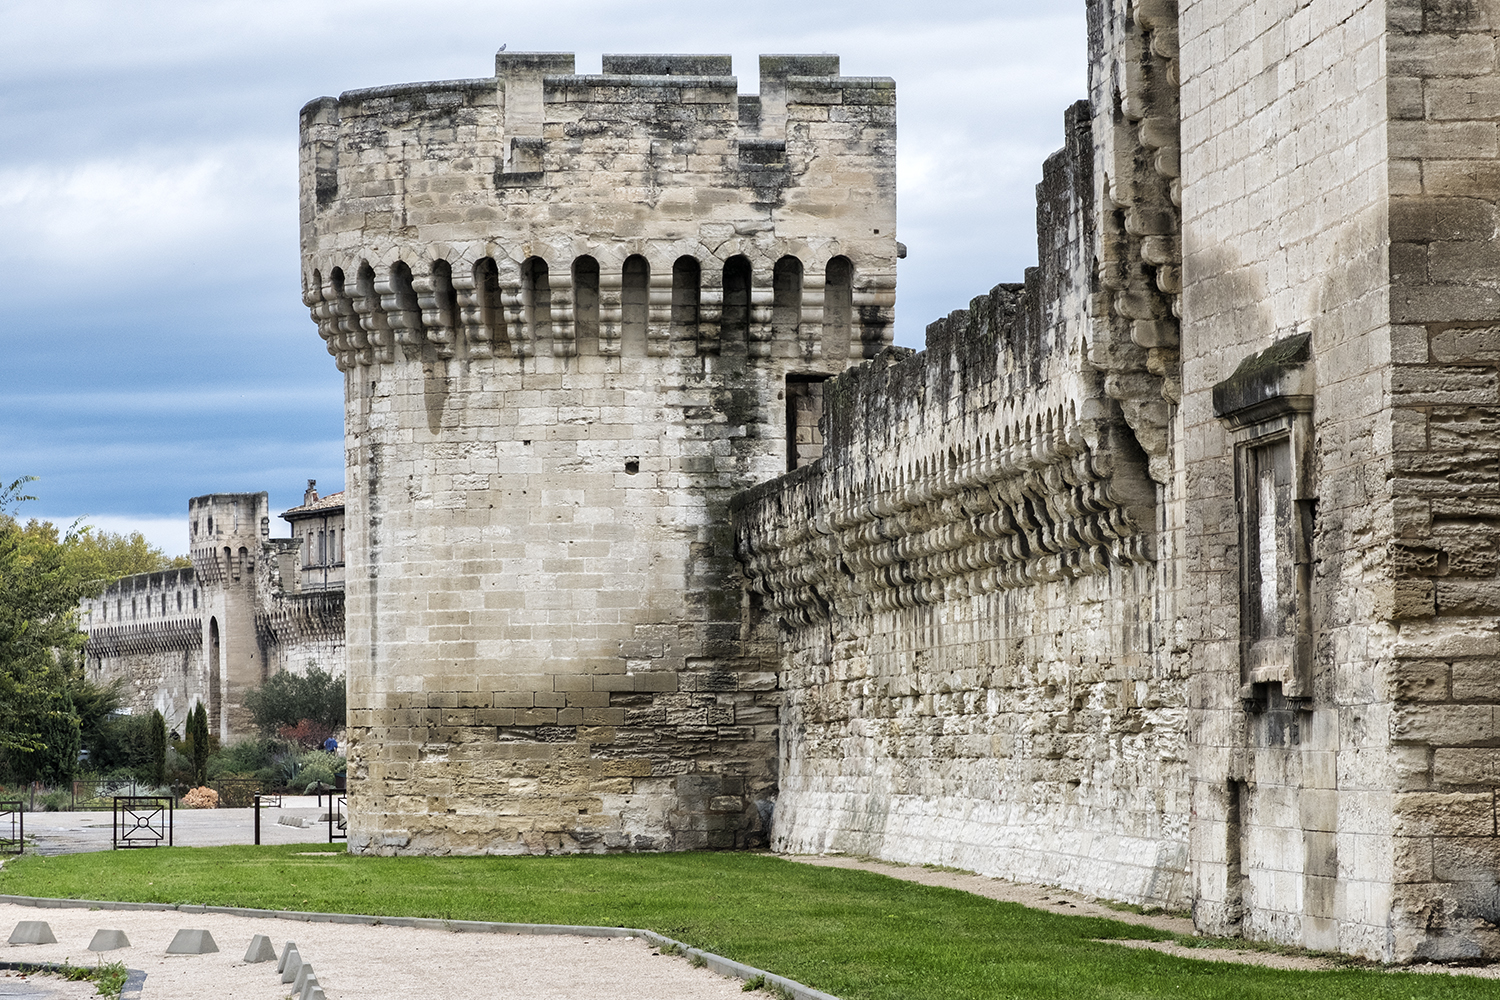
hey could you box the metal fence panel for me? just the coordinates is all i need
[0,802,22,854]
[113,796,173,849]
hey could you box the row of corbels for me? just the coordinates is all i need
[82,618,203,658]
[304,256,895,370]
[739,423,1150,625]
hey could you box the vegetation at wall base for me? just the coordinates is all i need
[0,848,1490,1000]
[0,475,188,789]
[185,702,209,787]
[243,666,345,738]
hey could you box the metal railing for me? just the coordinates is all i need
[0,801,22,854]
[328,795,347,843]
[112,796,173,849]
[72,778,140,811]
[251,793,282,845]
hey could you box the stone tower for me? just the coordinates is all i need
[299,52,897,853]
[187,492,271,740]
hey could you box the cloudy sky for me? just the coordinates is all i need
[1,0,1084,555]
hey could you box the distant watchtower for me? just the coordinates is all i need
[299,52,897,854]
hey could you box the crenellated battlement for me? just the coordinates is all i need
[300,52,896,374]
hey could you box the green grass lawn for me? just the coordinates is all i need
[0,846,1488,1000]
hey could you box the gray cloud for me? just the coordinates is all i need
[0,0,1086,539]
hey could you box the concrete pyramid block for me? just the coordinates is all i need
[244,933,276,963]
[293,963,314,994]
[305,988,325,1000]
[88,928,130,951]
[277,941,298,973]
[300,974,321,1000]
[281,948,303,983]
[8,921,56,945]
[166,928,218,955]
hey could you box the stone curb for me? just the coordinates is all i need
[0,895,839,1000]
[0,959,147,1000]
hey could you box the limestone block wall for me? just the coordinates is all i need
[299,52,898,854]
[735,104,1191,908]
[81,568,206,734]
[1174,0,1471,962]
[1383,0,1500,961]
[83,495,349,743]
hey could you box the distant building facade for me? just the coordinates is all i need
[80,486,346,740]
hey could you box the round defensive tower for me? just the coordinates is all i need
[299,51,898,853]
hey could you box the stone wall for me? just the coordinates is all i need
[735,102,1192,908]
[1177,0,1500,963]
[300,53,898,855]
[1384,0,1500,960]
[82,494,347,740]
[82,569,205,734]
[1176,0,1398,960]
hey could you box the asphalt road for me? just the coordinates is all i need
[12,797,341,855]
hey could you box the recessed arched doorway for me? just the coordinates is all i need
[208,617,221,730]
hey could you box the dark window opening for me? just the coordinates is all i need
[573,256,601,354]
[622,255,649,355]
[786,374,829,472]
[722,255,752,350]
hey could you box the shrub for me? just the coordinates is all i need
[244,667,345,735]
[277,718,335,750]
[86,710,158,779]
[180,786,218,809]
[208,737,288,779]
[163,747,193,789]
[186,702,210,787]
[147,710,167,786]
[300,761,335,792]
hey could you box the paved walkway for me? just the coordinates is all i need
[18,798,339,855]
[0,901,771,1000]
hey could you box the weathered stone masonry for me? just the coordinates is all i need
[82,490,347,740]
[736,101,1189,908]
[301,0,1500,964]
[739,0,1500,964]
[300,53,898,854]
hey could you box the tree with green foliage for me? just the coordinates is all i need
[0,477,89,783]
[148,710,167,787]
[243,666,346,736]
[186,702,210,787]
[0,475,193,786]
[63,527,191,592]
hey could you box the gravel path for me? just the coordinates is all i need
[0,903,753,1000]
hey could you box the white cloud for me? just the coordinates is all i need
[1,1,1088,515]
[0,142,293,275]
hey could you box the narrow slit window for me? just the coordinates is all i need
[672,256,701,344]
[573,256,600,354]
[722,256,752,350]
[773,256,803,343]
[622,255,649,355]
[521,257,552,353]
[824,256,853,361]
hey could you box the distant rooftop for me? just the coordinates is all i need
[282,490,344,520]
